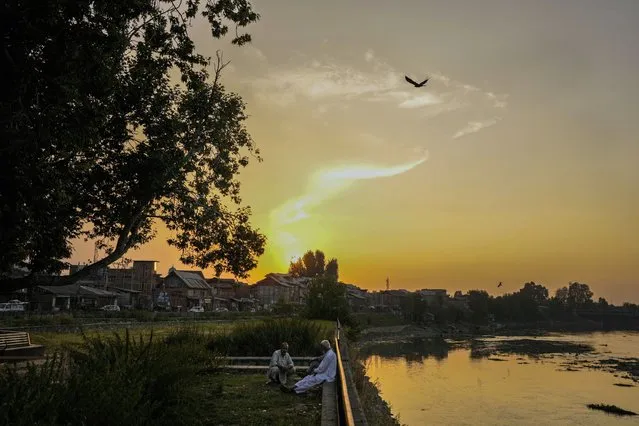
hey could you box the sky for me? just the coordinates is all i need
[72,0,639,304]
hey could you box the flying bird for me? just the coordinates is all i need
[497,282,503,288]
[405,76,429,88]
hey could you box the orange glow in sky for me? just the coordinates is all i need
[71,0,639,304]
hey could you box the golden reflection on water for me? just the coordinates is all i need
[365,332,639,426]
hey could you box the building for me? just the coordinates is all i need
[417,289,448,306]
[68,260,161,306]
[343,283,369,311]
[207,277,239,299]
[113,288,142,309]
[32,284,119,311]
[368,289,409,309]
[251,273,312,306]
[105,260,160,294]
[160,267,213,311]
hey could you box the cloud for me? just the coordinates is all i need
[249,49,509,139]
[398,93,442,109]
[242,45,267,63]
[270,155,428,227]
[250,52,450,111]
[452,118,501,139]
[365,49,375,63]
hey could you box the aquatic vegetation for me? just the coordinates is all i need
[587,404,637,416]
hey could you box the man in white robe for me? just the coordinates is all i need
[283,339,337,394]
[267,342,295,385]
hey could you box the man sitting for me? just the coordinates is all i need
[281,339,336,394]
[267,342,295,385]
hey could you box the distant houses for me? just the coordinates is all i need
[1,259,477,315]
[32,284,119,311]
[160,267,212,311]
[251,273,312,306]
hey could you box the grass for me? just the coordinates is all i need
[1,319,333,425]
[29,321,238,351]
[208,318,334,356]
[0,311,276,327]
[199,373,322,426]
[587,404,637,416]
[0,327,222,425]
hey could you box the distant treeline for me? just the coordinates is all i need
[402,281,639,325]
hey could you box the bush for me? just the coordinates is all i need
[208,318,332,356]
[0,328,219,426]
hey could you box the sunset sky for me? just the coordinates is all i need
[72,0,639,304]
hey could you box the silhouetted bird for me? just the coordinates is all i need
[405,76,429,87]
[497,282,503,288]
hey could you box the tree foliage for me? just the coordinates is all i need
[305,276,351,324]
[1,0,265,290]
[289,249,339,281]
[554,282,594,309]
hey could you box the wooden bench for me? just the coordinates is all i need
[0,331,31,348]
[221,356,315,371]
[0,331,45,363]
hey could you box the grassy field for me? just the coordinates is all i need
[200,373,322,426]
[29,318,335,353]
[29,321,240,351]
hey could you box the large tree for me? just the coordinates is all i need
[1,0,265,291]
[288,249,339,281]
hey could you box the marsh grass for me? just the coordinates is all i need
[587,404,637,416]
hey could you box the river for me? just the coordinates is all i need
[364,331,639,425]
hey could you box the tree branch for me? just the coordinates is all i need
[0,207,148,292]
[213,50,231,87]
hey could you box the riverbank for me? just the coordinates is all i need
[355,317,638,346]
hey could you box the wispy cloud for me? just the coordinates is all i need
[365,49,375,63]
[250,50,507,124]
[268,155,428,261]
[270,155,428,227]
[452,118,501,139]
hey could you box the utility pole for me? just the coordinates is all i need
[386,276,390,291]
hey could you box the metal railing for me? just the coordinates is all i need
[335,319,355,426]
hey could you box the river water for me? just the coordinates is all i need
[364,331,639,425]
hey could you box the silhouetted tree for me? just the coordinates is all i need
[1,0,264,291]
[567,282,594,308]
[468,290,491,323]
[554,286,570,307]
[314,250,326,276]
[325,258,339,281]
[305,276,351,324]
[519,282,549,305]
[289,249,339,281]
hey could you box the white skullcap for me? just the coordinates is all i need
[320,339,331,349]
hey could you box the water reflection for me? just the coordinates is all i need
[365,332,639,426]
[359,338,450,363]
